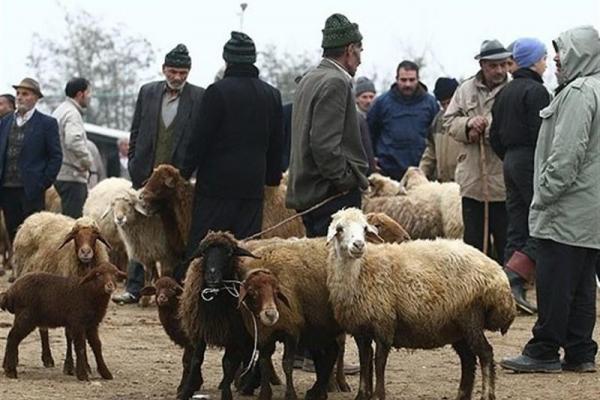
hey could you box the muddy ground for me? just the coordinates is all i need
[0,275,599,400]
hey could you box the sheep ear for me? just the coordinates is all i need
[100,205,112,220]
[366,230,385,244]
[174,284,184,296]
[116,270,127,281]
[233,246,260,259]
[96,233,112,250]
[140,286,156,297]
[276,290,291,309]
[237,284,248,309]
[164,175,175,188]
[57,231,75,250]
[79,270,99,285]
[326,224,337,244]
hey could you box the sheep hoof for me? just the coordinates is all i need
[76,371,89,381]
[284,391,298,400]
[42,356,55,368]
[221,388,233,400]
[304,387,327,400]
[99,368,113,380]
[270,372,282,386]
[338,382,351,393]
[63,362,74,375]
[4,369,17,379]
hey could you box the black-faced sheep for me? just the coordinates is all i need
[0,262,126,381]
[325,208,515,400]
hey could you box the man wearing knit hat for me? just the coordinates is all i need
[355,76,377,172]
[287,13,368,237]
[112,44,205,305]
[419,77,460,182]
[490,37,550,315]
[443,39,511,265]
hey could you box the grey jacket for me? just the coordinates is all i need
[128,81,204,189]
[286,59,369,210]
[529,25,600,249]
[53,98,92,183]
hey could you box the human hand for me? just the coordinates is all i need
[467,116,488,133]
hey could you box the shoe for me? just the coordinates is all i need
[562,360,597,373]
[112,292,139,305]
[505,270,537,315]
[343,363,360,375]
[500,354,561,373]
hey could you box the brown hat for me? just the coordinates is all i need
[12,78,44,98]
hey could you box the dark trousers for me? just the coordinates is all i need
[55,180,88,219]
[0,187,45,242]
[125,259,145,297]
[523,239,598,364]
[301,189,362,238]
[504,149,537,262]
[462,197,507,265]
[173,195,263,282]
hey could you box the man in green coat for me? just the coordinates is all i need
[501,25,600,374]
[286,13,369,237]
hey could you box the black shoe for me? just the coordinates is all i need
[562,360,597,373]
[500,354,561,373]
[506,271,537,315]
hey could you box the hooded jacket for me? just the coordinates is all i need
[529,25,600,249]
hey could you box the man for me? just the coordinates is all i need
[112,44,204,304]
[176,31,283,280]
[443,40,511,264]
[52,78,93,218]
[501,25,600,374]
[286,13,369,238]
[506,41,519,74]
[368,60,439,180]
[355,76,377,172]
[490,38,551,315]
[419,77,460,182]
[0,78,62,241]
[106,137,130,180]
[0,94,15,118]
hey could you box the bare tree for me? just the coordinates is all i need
[257,45,319,104]
[27,8,156,130]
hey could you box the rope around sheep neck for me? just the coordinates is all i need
[239,302,259,378]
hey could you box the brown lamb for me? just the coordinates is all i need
[0,262,126,381]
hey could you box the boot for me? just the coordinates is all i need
[506,270,537,314]
[505,250,537,315]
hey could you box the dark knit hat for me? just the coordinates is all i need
[433,77,459,101]
[321,13,362,49]
[164,44,192,69]
[355,76,376,96]
[223,31,256,64]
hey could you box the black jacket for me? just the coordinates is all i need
[182,64,283,199]
[490,68,551,160]
[128,81,205,189]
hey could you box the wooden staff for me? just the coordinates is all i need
[479,135,490,255]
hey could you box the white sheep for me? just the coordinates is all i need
[325,208,515,400]
[400,166,463,239]
[83,177,132,271]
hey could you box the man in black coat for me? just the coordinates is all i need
[112,44,205,304]
[175,31,283,282]
[490,37,551,315]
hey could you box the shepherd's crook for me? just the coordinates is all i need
[479,134,490,255]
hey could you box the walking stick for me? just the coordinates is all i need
[479,134,490,255]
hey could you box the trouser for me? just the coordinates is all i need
[173,195,263,283]
[125,259,145,298]
[503,149,537,263]
[0,187,45,242]
[55,180,88,219]
[462,197,507,265]
[300,189,362,238]
[523,239,599,364]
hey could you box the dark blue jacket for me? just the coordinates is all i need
[0,110,62,200]
[367,84,439,179]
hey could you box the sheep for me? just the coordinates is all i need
[0,262,126,381]
[83,177,133,271]
[365,212,411,243]
[363,195,443,239]
[140,277,199,397]
[325,208,515,400]
[261,184,306,239]
[12,211,111,372]
[45,185,62,213]
[366,173,406,197]
[400,166,464,239]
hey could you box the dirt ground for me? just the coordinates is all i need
[0,274,599,400]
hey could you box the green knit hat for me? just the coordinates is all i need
[223,31,257,64]
[321,13,362,49]
[164,44,192,69]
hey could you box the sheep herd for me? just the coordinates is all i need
[0,164,517,400]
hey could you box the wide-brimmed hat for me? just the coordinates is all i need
[474,39,512,61]
[12,77,43,98]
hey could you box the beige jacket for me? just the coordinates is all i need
[419,109,461,182]
[442,72,508,201]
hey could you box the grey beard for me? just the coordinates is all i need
[166,80,185,90]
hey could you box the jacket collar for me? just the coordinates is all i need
[224,64,259,78]
[318,58,353,82]
[66,97,84,114]
[512,68,544,83]
[390,82,427,103]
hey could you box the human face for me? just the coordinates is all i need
[344,42,363,77]
[75,87,92,109]
[506,57,518,74]
[162,66,190,90]
[118,139,129,157]
[531,54,548,77]
[396,68,419,97]
[554,51,562,78]
[15,88,38,114]
[0,96,14,117]
[479,59,508,88]
[439,98,452,111]
[356,91,375,112]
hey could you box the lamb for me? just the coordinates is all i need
[261,184,306,239]
[325,208,515,400]
[400,166,464,239]
[140,277,198,397]
[83,177,133,271]
[0,262,126,380]
[12,211,112,371]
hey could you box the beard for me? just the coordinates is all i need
[166,79,185,90]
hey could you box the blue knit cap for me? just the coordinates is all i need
[513,38,547,68]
